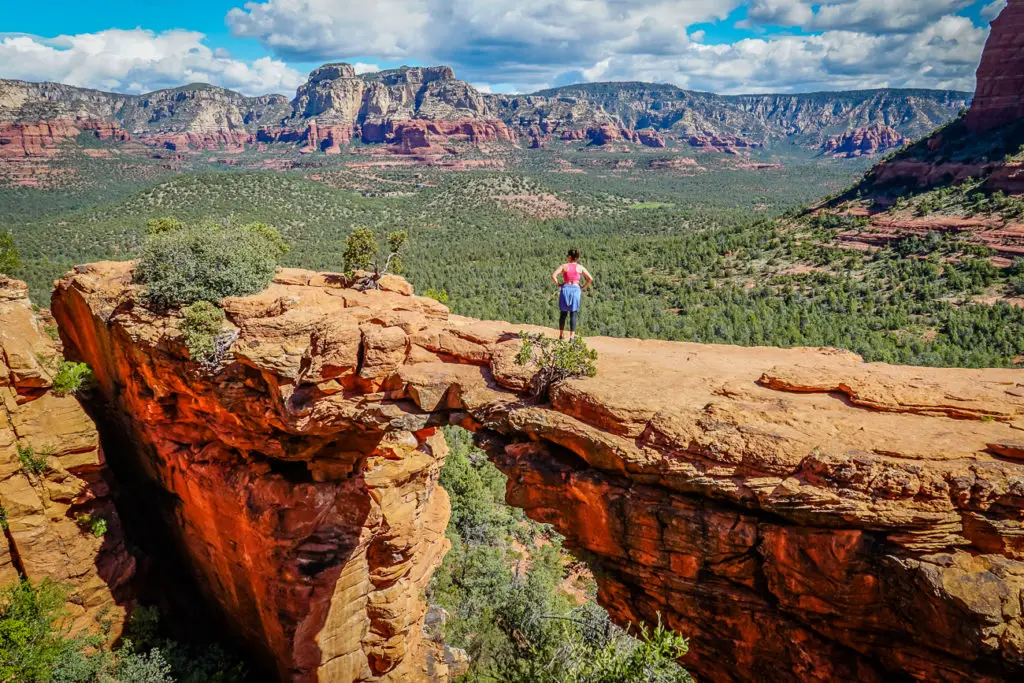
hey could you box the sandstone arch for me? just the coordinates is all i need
[49,262,1024,682]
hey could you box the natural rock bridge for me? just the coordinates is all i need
[48,262,1024,682]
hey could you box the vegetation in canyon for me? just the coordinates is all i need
[429,427,693,683]
[0,580,246,683]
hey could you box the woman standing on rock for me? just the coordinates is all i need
[552,248,593,341]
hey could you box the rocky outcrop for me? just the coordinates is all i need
[0,276,134,635]
[966,0,1024,133]
[52,262,1024,682]
[821,125,908,158]
[0,119,128,158]
[686,134,765,153]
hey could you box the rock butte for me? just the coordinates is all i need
[965,0,1024,133]
[820,125,908,159]
[0,276,135,636]
[46,261,1024,682]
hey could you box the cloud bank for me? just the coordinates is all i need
[0,29,304,95]
[0,1,1000,96]
[226,0,992,93]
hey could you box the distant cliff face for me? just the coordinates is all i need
[0,64,968,160]
[966,0,1024,133]
[496,85,968,144]
[52,261,1024,683]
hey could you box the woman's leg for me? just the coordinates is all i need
[559,310,568,339]
[569,311,578,339]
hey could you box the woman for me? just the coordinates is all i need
[551,248,594,341]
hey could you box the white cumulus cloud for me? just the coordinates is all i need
[0,28,304,96]
[225,0,990,93]
[745,0,978,33]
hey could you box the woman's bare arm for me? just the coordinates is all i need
[581,266,594,289]
[552,265,564,286]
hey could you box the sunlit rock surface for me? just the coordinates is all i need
[0,275,134,636]
[51,262,1024,682]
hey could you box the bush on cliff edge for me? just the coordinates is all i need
[515,333,598,399]
[133,218,289,308]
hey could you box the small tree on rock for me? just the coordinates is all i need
[343,226,408,289]
[515,332,598,400]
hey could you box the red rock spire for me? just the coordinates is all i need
[965,0,1024,132]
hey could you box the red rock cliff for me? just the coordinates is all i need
[52,262,1024,682]
[966,0,1024,133]
[0,276,135,635]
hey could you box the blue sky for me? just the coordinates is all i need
[0,0,1007,96]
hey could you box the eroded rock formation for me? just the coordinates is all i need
[966,0,1024,133]
[51,262,1024,682]
[0,276,134,635]
[0,59,967,168]
[821,125,908,158]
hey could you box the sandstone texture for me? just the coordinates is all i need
[966,0,1024,133]
[52,262,1024,682]
[0,276,134,635]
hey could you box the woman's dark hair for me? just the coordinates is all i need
[567,248,580,261]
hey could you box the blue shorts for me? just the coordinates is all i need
[559,284,581,312]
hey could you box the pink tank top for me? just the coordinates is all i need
[563,263,581,285]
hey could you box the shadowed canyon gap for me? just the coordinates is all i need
[44,262,1024,682]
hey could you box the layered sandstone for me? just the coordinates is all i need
[0,276,134,635]
[966,0,1024,133]
[0,63,967,166]
[52,262,1024,682]
[821,125,908,158]
[0,119,128,158]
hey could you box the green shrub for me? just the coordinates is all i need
[423,287,450,305]
[74,513,108,538]
[44,326,60,343]
[515,333,598,398]
[17,445,49,477]
[1011,275,1024,297]
[145,217,185,235]
[180,301,228,364]
[0,579,176,683]
[0,230,19,276]
[133,219,289,308]
[0,507,7,532]
[51,361,94,397]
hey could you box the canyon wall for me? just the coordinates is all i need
[0,276,134,635]
[52,262,1024,682]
